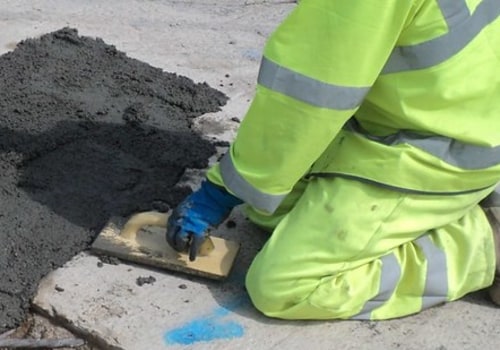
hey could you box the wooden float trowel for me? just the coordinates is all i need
[91,211,240,280]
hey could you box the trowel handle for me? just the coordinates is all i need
[120,210,216,257]
[120,211,168,240]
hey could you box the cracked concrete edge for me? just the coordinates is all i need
[33,275,122,350]
[31,306,119,350]
[0,313,94,350]
[0,328,16,339]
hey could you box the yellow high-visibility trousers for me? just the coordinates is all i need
[245,177,497,320]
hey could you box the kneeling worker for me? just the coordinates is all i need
[166,0,500,320]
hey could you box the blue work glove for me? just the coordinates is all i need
[166,180,242,261]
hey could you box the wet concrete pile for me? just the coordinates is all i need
[0,28,227,332]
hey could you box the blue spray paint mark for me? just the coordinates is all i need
[164,298,249,345]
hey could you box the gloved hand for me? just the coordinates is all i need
[166,180,242,261]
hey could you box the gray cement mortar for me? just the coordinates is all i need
[0,27,227,333]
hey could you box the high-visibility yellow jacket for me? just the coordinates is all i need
[208,0,500,214]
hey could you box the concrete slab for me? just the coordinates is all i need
[3,0,500,349]
[34,209,500,350]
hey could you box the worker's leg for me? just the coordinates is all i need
[245,177,497,320]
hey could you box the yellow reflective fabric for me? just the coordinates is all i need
[311,0,500,194]
[208,0,500,207]
[309,127,500,194]
[208,0,415,209]
[359,2,500,146]
[245,177,496,320]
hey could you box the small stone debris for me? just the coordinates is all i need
[136,276,156,287]
[212,140,230,147]
[98,255,120,265]
[226,220,237,229]
[178,284,187,290]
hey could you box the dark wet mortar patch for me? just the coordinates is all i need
[0,27,227,332]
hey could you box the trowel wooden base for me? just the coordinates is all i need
[91,217,240,280]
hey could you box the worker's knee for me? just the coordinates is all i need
[244,259,313,318]
[245,257,368,320]
[245,265,285,317]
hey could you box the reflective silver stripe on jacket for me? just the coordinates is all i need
[351,253,401,320]
[383,0,499,74]
[258,56,370,110]
[219,152,286,213]
[345,119,500,170]
[414,235,449,309]
[438,0,470,29]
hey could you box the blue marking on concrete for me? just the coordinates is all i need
[164,301,246,345]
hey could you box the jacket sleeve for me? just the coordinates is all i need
[207,0,418,214]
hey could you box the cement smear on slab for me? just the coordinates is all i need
[0,27,226,332]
